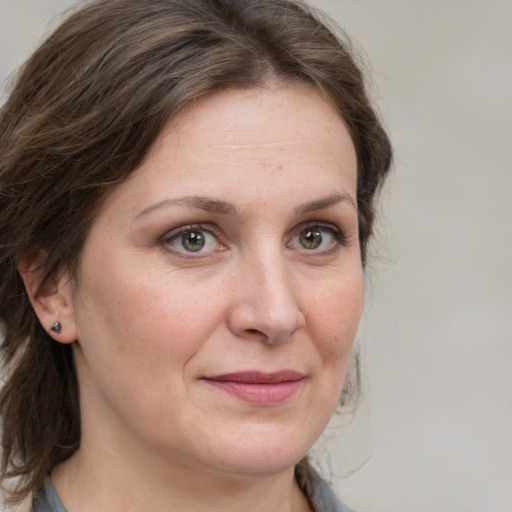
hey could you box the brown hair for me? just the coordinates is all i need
[0,0,392,503]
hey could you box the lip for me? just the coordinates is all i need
[202,371,305,405]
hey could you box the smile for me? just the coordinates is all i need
[202,371,305,405]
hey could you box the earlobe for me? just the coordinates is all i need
[18,255,77,344]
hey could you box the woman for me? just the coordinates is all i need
[0,0,392,510]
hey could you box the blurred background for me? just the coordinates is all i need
[1,1,511,511]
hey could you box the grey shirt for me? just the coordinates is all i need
[32,478,66,512]
[32,471,355,512]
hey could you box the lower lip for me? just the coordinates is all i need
[204,380,303,405]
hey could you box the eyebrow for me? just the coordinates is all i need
[135,191,356,220]
[136,196,238,219]
[294,192,357,214]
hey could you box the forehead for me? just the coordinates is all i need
[165,83,347,143]
[143,84,354,176]
[99,84,357,220]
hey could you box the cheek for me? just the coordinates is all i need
[73,253,225,367]
[306,270,364,362]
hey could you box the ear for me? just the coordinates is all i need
[18,254,77,344]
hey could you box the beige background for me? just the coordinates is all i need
[1,1,511,511]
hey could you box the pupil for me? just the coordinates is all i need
[183,231,205,252]
[301,229,322,249]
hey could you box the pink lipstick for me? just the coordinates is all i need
[203,371,304,405]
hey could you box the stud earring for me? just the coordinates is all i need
[50,321,62,333]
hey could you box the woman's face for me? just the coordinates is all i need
[65,84,362,478]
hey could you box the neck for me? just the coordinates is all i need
[51,444,312,512]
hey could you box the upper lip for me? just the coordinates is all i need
[203,370,305,384]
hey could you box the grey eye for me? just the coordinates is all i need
[298,228,323,249]
[290,224,343,252]
[181,230,206,252]
[166,228,218,254]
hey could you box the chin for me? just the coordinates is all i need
[197,424,317,478]
[210,452,304,479]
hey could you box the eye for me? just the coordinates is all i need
[290,224,345,252]
[177,230,207,252]
[298,228,324,249]
[163,226,221,255]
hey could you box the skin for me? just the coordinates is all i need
[27,84,362,512]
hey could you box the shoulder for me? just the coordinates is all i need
[297,463,357,512]
[18,477,67,512]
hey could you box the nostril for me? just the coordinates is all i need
[243,328,268,342]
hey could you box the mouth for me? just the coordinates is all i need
[202,371,305,405]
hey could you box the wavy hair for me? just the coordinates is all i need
[0,0,392,503]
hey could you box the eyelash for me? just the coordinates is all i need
[289,222,347,254]
[160,221,346,259]
[160,223,223,259]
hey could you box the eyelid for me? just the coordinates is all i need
[158,220,347,261]
[160,223,225,258]
[288,221,347,250]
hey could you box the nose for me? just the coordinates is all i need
[227,251,306,344]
